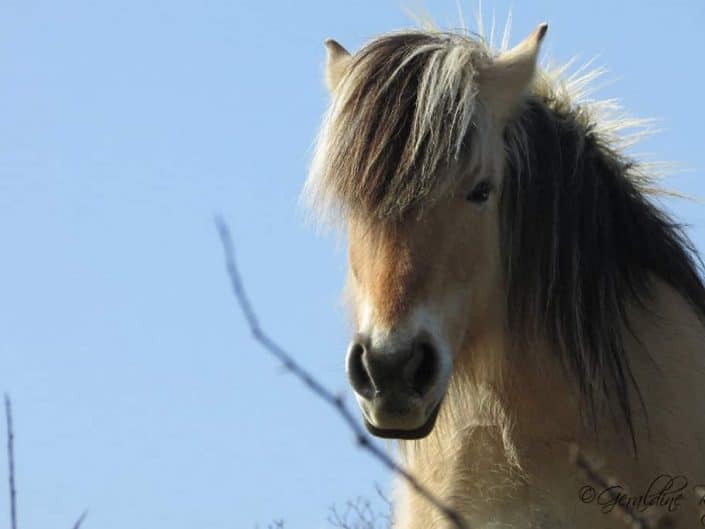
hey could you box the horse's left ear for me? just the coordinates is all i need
[324,38,352,93]
[479,23,548,123]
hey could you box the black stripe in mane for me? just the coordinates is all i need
[502,97,705,445]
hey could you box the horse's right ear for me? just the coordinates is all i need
[324,39,352,93]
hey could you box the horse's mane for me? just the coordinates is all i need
[504,91,705,442]
[306,30,490,221]
[305,28,705,441]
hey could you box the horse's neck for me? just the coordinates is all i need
[395,278,705,529]
[396,353,580,528]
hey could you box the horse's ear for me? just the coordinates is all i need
[479,23,548,122]
[324,38,352,93]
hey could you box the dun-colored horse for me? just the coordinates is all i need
[305,20,705,529]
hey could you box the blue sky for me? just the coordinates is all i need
[0,1,703,528]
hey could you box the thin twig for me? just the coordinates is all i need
[215,217,468,529]
[329,496,380,529]
[374,483,394,526]
[72,510,88,529]
[570,444,657,529]
[5,394,17,529]
[5,393,17,529]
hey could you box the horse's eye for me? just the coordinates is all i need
[466,181,493,203]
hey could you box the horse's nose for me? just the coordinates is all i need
[346,336,439,400]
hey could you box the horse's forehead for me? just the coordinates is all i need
[348,218,436,322]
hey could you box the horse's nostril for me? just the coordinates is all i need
[410,341,438,395]
[347,342,374,399]
[348,337,440,400]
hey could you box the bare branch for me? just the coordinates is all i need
[215,217,468,529]
[374,483,394,527]
[5,394,17,529]
[328,494,390,529]
[72,510,88,529]
[570,444,671,529]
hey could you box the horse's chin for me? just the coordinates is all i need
[363,401,442,440]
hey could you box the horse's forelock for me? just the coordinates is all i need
[305,30,491,224]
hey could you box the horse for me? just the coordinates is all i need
[304,19,705,529]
